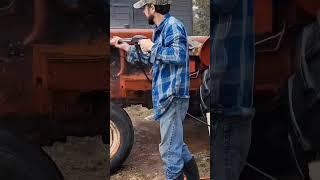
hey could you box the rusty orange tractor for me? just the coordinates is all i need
[0,0,108,179]
[0,0,319,179]
[109,1,320,179]
[109,28,210,172]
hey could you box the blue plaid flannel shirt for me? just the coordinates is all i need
[126,13,190,120]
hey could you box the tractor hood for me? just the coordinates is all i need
[110,28,210,67]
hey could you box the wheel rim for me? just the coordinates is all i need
[110,120,121,159]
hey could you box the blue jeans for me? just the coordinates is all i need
[211,117,252,180]
[158,97,193,180]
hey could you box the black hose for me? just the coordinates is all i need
[135,44,152,83]
[288,133,305,179]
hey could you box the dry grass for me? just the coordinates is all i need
[43,136,108,180]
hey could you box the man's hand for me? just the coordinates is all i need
[139,39,154,52]
[110,36,130,52]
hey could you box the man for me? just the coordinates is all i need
[210,0,255,180]
[110,0,199,180]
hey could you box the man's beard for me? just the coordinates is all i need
[148,15,155,25]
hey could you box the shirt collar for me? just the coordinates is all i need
[155,13,171,32]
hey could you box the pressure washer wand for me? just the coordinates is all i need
[117,38,133,44]
[118,35,148,45]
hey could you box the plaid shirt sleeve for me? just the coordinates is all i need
[152,23,188,65]
[126,45,152,65]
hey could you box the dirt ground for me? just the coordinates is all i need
[40,104,320,180]
[41,104,208,180]
[111,105,210,180]
[43,136,108,180]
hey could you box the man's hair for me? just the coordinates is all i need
[146,4,170,15]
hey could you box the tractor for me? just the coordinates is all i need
[109,29,210,172]
[110,0,320,179]
[0,0,108,179]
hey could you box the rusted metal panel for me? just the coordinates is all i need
[255,34,294,96]
[190,78,202,91]
[110,29,153,39]
[0,0,109,139]
[112,72,202,99]
[33,44,108,91]
[296,0,320,15]
[254,0,273,34]
[199,38,210,67]
[119,74,152,97]
[189,60,196,73]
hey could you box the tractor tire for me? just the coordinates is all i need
[110,103,134,173]
[303,51,320,151]
[290,17,320,152]
[301,20,320,151]
[0,130,64,180]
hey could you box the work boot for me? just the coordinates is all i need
[175,173,185,180]
[183,157,200,180]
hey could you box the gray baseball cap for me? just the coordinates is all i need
[133,0,172,9]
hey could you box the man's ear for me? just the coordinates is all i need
[150,4,155,14]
